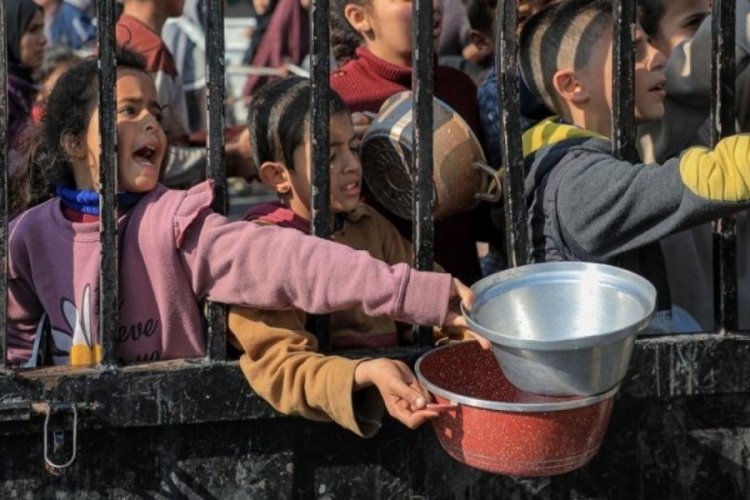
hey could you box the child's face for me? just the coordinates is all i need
[287,111,363,220]
[78,69,167,193]
[353,0,442,66]
[632,27,668,124]
[575,26,666,134]
[652,0,710,56]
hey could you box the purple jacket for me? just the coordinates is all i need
[7,182,452,365]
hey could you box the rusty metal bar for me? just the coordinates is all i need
[0,0,8,371]
[98,0,119,367]
[204,0,228,361]
[412,0,435,349]
[496,0,528,266]
[711,0,737,332]
[308,0,332,350]
[611,0,637,162]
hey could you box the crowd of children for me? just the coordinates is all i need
[4,0,750,437]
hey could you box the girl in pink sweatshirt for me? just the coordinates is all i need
[7,48,478,391]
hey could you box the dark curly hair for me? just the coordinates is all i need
[11,47,148,216]
[330,0,369,65]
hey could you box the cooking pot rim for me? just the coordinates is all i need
[415,343,619,412]
[463,262,657,350]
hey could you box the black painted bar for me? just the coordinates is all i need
[204,0,228,360]
[98,0,119,367]
[0,0,8,371]
[611,0,637,162]
[496,0,528,266]
[412,0,435,349]
[308,0,331,350]
[711,0,738,332]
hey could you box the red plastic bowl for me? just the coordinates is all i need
[415,342,617,476]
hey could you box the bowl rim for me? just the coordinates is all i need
[462,262,657,351]
[415,343,620,412]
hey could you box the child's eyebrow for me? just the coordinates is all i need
[119,97,163,111]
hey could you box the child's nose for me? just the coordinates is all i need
[648,45,667,71]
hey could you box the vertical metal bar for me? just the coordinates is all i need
[611,0,637,162]
[204,0,227,360]
[309,0,332,350]
[0,0,8,371]
[497,0,528,266]
[412,0,435,349]
[98,0,119,367]
[711,0,737,332]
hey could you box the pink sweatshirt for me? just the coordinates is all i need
[7,181,452,365]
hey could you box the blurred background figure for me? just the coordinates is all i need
[32,0,96,52]
[6,0,46,161]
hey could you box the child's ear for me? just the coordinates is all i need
[344,4,371,35]
[60,132,87,160]
[552,69,588,104]
[258,162,293,195]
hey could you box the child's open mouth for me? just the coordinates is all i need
[342,180,360,197]
[133,145,159,167]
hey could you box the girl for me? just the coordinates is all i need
[7,48,479,370]
[329,0,489,286]
[6,0,46,151]
[229,77,483,436]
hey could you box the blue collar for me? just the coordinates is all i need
[56,185,144,215]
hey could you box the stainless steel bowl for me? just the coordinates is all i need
[464,262,656,396]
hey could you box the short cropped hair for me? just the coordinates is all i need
[520,0,613,113]
[247,76,349,172]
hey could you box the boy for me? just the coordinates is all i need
[228,78,483,438]
[520,0,750,332]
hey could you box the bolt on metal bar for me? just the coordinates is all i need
[611,0,637,162]
[204,0,228,361]
[711,0,737,332]
[308,0,332,350]
[98,0,119,367]
[412,0,435,349]
[0,0,8,371]
[496,0,528,267]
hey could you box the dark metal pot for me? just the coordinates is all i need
[415,342,618,476]
[360,91,501,220]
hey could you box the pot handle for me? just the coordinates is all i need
[472,162,505,203]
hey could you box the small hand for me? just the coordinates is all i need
[355,358,439,429]
[443,278,492,350]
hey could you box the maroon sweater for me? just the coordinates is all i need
[331,47,484,284]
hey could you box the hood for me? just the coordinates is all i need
[522,117,605,158]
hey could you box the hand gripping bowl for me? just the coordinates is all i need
[360,91,502,220]
[415,342,618,476]
[464,262,657,397]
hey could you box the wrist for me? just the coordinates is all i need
[353,359,376,391]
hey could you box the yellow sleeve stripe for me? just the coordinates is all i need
[679,135,750,201]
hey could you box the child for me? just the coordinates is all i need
[473,0,558,275]
[519,0,750,333]
[7,48,479,372]
[116,0,253,188]
[229,76,485,436]
[329,0,487,285]
[636,0,750,330]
